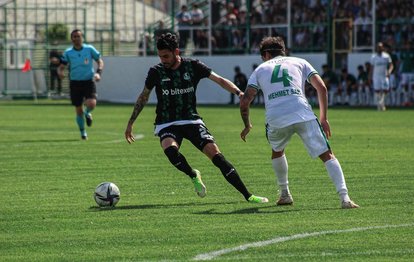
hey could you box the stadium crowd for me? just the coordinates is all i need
[170,0,414,107]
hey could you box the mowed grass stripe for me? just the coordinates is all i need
[0,101,413,261]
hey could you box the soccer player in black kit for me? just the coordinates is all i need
[125,33,268,203]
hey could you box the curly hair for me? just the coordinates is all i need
[157,33,179,51]
[259,36,286,57]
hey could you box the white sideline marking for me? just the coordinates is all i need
[193,223,414,261]
[99,134,144,144]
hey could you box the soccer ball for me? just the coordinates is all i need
[94,182,120,207]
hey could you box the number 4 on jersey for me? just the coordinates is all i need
[271,65,292,87]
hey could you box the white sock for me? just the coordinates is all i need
[272,155,289,195]
[374,93,380,107]
[325,158,350,202]
[381,93,386,107]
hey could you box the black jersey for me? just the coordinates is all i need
[145,58,212,125]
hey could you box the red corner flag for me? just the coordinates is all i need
[22,59,32,72]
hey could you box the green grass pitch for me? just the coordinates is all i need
[0,100,413,261]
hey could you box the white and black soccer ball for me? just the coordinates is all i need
[94,182,120,207]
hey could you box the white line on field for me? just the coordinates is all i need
[193,223,414,261]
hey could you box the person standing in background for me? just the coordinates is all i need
[49,49,62,96]
[176,5,192,50]
[399,40,414,107]
[356,65,370,106]
[229,66,247,104]
[58,29,104,140]
[321,64,339,106]
[369,42,393,111]
[383,43,399,106]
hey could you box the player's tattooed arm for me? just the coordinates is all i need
[239,87,257,141]
[125,87,152,144]
[128,87,151,126]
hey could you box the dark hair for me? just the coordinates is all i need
[259,36,286,57]
[157,33,179,51]
[71,29,82,38]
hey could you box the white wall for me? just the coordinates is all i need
[98,53,327,104]
[348,53,373,76]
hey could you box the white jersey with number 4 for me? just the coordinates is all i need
[248,56,318,128]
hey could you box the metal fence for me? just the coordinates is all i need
[1,0,413,97]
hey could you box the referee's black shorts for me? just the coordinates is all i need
[70,80,97,106]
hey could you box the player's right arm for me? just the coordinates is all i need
[125,86,152,144]
[239,86,257,142]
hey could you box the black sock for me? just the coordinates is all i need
[212,153,251,200]
[164,146,196,178]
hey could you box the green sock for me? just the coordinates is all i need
[76,115,85,130]
[84,107,93,115]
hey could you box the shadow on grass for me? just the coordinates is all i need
[193,205,339,215]
[21,139,79,143]
[88,200,241,212]
[89,202,339,213]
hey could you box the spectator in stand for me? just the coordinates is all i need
[191,6,204,24]
[354,8,372,46]
[311,14,327,49]
[229,66,248,105]
[399,40,414,107]
[270,0,287,24]
[384,43,400,106]
[321,64,339,106]
[294,28,310,49]
[49,49,62,96]
[356,65,370,106]
[339,68,357,106]
[211,0,223,25]
[154,20,172,42]
[176,5,192,49]
[190,3,204,49]
[252,63,264,105]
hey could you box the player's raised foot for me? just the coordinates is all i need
[276,194,293,206]
[341,200,360,209]
[85,113,93,127]
[192,170,206,198]
[248,195,269,203]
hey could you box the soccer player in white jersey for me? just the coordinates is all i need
[239,36,359,209]
[369,42,394,111]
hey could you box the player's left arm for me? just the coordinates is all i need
[208,71,243,97]
[239,86,257,142]
[94,58,104,82]
[309,74,331,138]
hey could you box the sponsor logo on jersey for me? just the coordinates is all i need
[162,86,195,96]
[183,72,191,81]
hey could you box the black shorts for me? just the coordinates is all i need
[70,80,97,106]
[158,124,215,151]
